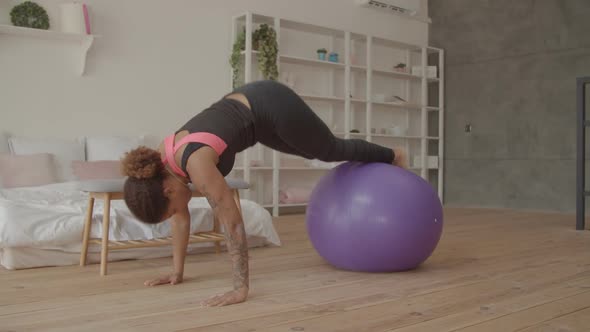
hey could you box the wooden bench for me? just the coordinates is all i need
[77,178,249,276]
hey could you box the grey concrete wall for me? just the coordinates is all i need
[429,0,590,212]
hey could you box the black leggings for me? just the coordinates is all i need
[234,80,395,164]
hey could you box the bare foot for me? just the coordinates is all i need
[392,148,408,169]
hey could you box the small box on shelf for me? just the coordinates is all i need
[280,158,307,168]
[374,126,408,136]
[412,156,439,169]
[279,186,312,205]
[305,159,343,169]
[411,65,438,78]
[393,62,408,73]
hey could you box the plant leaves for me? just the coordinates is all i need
[10,1,50,30]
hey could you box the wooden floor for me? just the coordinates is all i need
[1,208,590,332]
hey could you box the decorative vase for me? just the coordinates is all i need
[328,52,339,63]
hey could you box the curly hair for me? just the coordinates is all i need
[121,146,169,224]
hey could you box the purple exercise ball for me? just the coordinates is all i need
[306,162,443,272]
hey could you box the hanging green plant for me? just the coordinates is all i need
[230,29,246,88]
[10,1,50,30]
[229,24,279,88]
[254,24,279,82]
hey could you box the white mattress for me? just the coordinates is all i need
[0,182,281,270]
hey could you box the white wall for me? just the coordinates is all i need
[0,0,429,144]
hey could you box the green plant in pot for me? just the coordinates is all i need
[317,48,327,61]
[254,24,279,81]
[229,24,279,88]
[230,29,247,88]
[10,1,50,30]
[394,63,407,73]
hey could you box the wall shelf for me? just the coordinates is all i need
[372,101,422,110]
[242,50,344,68]
[242,49,439,82]
[373,68,421,80]
[231,12,444,216]
[300,94,344,102]
[281,54,344,68]
[264,203,309,208]
[351,65,367,72]
[280,167,331,171]
[352,99,368,104]
[372,134,422,139]
[236,165,335,171]
[299,96,429,109]
[0,24,98,75]
[234,166,273,171]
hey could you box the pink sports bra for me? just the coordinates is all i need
[161,132,228,178]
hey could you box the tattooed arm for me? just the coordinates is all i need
[186,147,249,307]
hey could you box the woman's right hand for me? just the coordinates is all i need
[144,272,183,286]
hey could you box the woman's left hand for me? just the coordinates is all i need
[392,147,408,169]
[201,287,249,307]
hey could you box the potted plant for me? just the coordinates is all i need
[229,29,246,88]
[394,63,407,73]
[328,52,339,63]
[317,48,327,61]
[10,1,49,30]
[229,24,279,88]
[253,24,279,81]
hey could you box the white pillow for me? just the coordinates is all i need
[86,136,145,161]
[9,136,86,182]
[0,132,9,154]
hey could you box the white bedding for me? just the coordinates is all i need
[0,182,280,270]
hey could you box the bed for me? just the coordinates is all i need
[0,181,281,270]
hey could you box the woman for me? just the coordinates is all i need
[121,80,407,307]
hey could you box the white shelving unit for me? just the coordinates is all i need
[229,12,444,216]
[0,24,97,75]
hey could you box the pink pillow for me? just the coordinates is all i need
[71,160,124,180]
[0,153,59,188]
